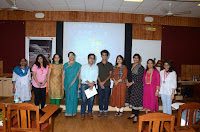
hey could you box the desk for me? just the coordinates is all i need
[178,81,200,86]
[176,81,200,100]
[40,104,59,123]
[174,126,195,132]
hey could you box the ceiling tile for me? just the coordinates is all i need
[134,8,152,14]
[17,0,32,5]
[0,0,199,17]
[53,5,69,11]
[121,1,141,8]
[66,0,84,6]
[85,0,104,11]
[48,0,67,6]
[103,0,123,7]
[138,0,162,9]
[32,4,53,11]
[69,5,85,11]
[0,0,11,8]
[102,6,119,12]
[118,7,135,13]
[28,0,50,5]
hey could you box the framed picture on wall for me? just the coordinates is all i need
[25,37,56,68]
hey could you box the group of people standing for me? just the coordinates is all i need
[12,49,177,123]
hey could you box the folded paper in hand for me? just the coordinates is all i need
[85,86,97,99]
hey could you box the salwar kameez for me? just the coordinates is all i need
[48,64,64,105]
[110,65,128,108]
[143,69,160,111]
[12,66,32,102]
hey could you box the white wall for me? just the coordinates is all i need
[132,39,161,70]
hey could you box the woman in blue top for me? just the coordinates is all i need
[63,52,81,117]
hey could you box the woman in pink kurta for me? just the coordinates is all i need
[143,59,160,113]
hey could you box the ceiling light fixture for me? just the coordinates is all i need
[198,4,200,6]
[124,0,143,2]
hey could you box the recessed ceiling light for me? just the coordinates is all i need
[124,0,143,2]
[198,4,200,6]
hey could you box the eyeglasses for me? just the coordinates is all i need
[89,57,95,60]
[164,64,170,66]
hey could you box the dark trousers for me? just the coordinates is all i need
[98,86,110,112]
[32,86,46,109]
[132,109,139,117]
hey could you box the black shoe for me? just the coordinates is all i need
[127,116,135,119]
[132,120,138,123]
[39,109,45,116]
[132,117,138,123]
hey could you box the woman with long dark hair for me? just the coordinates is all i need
[143,59,160,113]
[47,54,64,105]
[32,54,49,109]
[110,55,128,117]
[160,60,177,115]
[125,53,144,123]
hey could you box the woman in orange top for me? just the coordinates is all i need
[47,54,64,105]
[111,55,128,117]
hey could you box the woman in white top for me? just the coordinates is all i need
[12,58,32,102]
[160,60,177,115]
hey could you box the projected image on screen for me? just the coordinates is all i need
[63,22,125,65]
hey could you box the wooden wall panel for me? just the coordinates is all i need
[181,65,200,81]
[25,21,56,37]
[0,10,199,38]
[132,24,162,40]
[0,60,3,76]
[0,11,200,27]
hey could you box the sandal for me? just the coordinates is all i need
[114,112,119,117]
[118,112,123,117]
[104,112,108,117]
[97,112,103,117]
[81,115,85,120]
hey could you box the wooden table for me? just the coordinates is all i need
[176,81,200,100]
[174,126,195,132]
[178,81,200,86]
[40,104,60,123]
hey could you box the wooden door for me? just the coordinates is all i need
[0,78,3,96]
[2,78,13,97]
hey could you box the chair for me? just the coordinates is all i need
[0,104,6,132]
[7,103,59,132]
[177,102,200,131]
[138,112,175,132]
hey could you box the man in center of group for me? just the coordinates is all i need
[80,53,98,120]
[97,50,113,117]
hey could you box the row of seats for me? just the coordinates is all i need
[0,103,200,132]
[138,102,200,132]
[0,103,59,132]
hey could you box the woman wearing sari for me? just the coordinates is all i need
[63,52,81,117]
